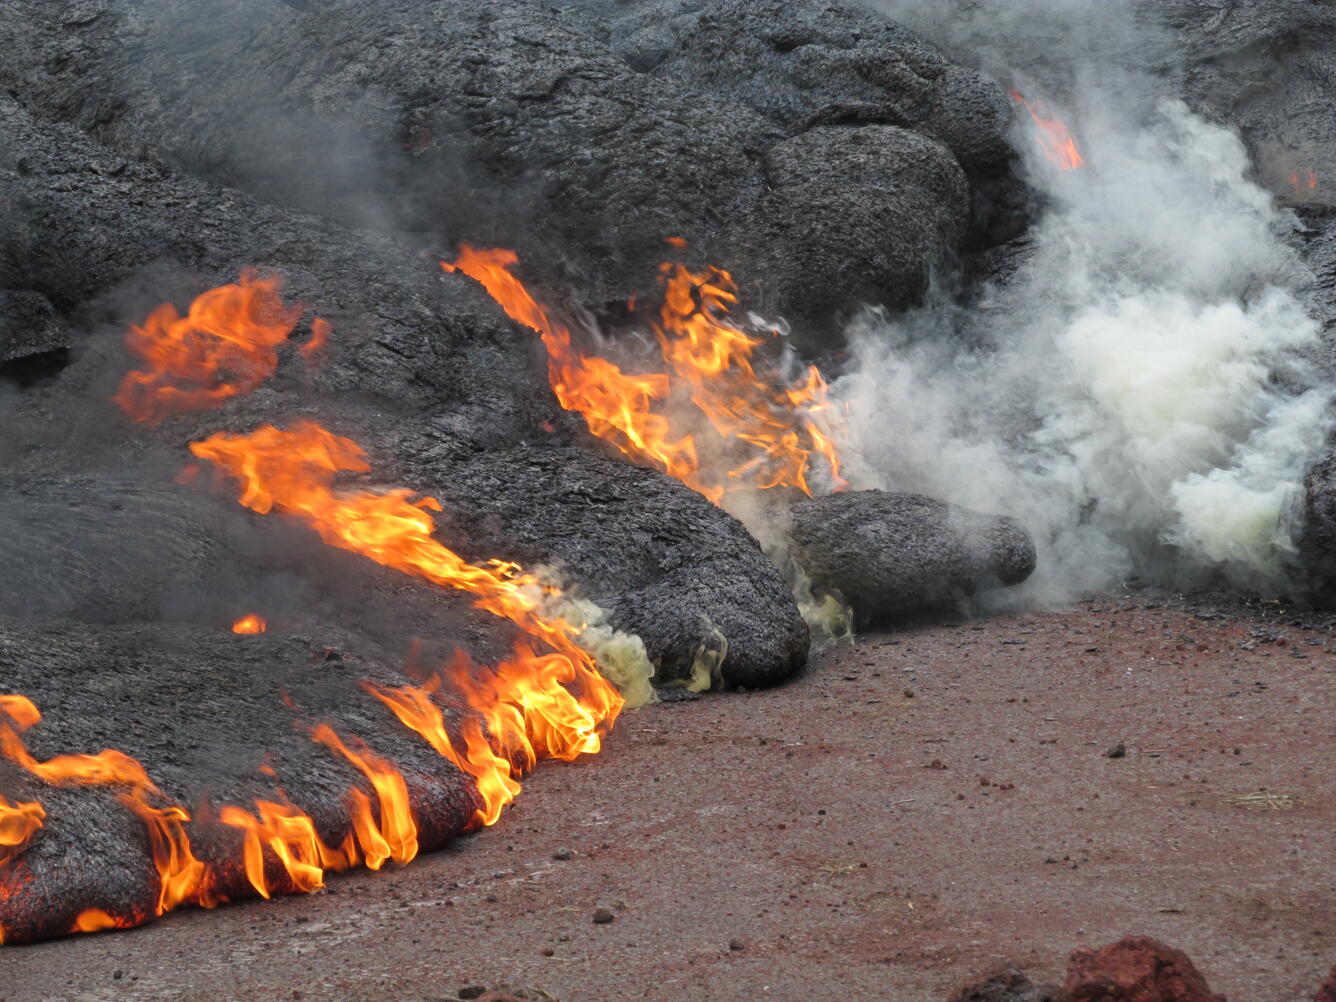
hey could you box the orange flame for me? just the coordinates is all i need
[218,796,347,898]
[114,270,302,423]
[189,421,622,827]
[1009,91,1085,170]
[442,246,845,504]
[0,695,155,790]
[363,640,610,828]
[118,793,212,914]
[0,796,44,865]
[231,613,267,635]
[309,724,418,870]
[188,422,619,707]
[653,261,847,498]
[1290,168,1318,192]
[299,317,331,363]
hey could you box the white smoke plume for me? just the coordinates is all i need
[842,0,1332,601]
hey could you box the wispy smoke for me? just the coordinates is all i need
[841,0,1331,600]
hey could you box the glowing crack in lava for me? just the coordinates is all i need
[442,245,846,504]
[114,271,327,424]
[1009,90,1086,170]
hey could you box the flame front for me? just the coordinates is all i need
[442,245,845,504]
[114,270,302,423]
[189,420,621,825]
[0,695,154,790]
[1009,90,1085,170]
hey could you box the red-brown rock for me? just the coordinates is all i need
[1064,937,1225,1002]
[1314,966,1336,1002]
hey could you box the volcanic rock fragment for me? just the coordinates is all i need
[0,291,71,385]
[1299,449,1336,593]
[1315,965,1336,1002]
[950,965,1065,1002]
[1152,1,1336,203]
[788,490,1036,624]
[401,441,811,690]
[1063,936,1226,1002]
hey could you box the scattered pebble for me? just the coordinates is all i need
[457,987,486,1000]
[552,847,574,861]
[1106,743,1127,759]
[593,907,615,924]
[729,938,746,951]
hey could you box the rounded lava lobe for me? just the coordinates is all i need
[787,490,1036,625]
[422,444,810,690]
[741,124,969,341]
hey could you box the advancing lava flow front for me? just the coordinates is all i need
[0,277,630,942]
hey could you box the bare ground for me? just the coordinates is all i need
[4,597,1334,1002]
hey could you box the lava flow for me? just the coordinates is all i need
[1009,90,1086,170]
[189,420,623,821]
[114,271,327,423]
[0,692,434,937]
[443,245,846,504]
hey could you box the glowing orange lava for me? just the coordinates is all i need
[1009,90,1086,170]
[231,613,267,635]
[114,270,302,424]
[442,245,845,504]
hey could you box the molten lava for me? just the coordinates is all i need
[442,245,845,504]
[231,613,267,634]
[1009,90,1086,170]
[114,270,303,423]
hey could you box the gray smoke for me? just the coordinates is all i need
[839,0,1332,601]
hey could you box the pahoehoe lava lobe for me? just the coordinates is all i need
[0,621,481,944]
[606,0,1029,251]
[411,443,810,690]
[788,491,1036,624]
[0,94,807,685]
[0,0,990,330]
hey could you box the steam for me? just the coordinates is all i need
[839,0,1332,598]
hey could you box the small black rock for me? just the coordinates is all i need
[1106,743,1126,758]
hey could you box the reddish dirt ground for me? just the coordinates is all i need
[5,597,1334,1002]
